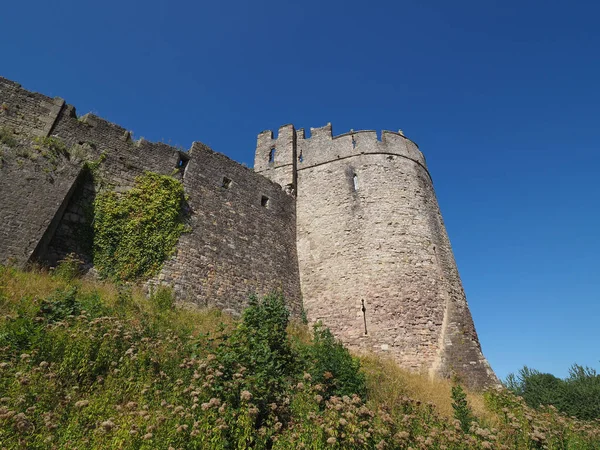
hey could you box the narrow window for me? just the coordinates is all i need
[361,299,368,335]
[351,135,356,149]
[222,177,232,188]
[261,195,270,208]
[177,154,189,172]
[268,148,276,164]
[353,174,359,191]
[298,153,304,163]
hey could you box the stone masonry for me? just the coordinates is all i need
[0,76,302,316]
[0,77,497,388]
[256,124,498,388]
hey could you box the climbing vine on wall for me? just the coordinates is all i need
[92,172,189,281]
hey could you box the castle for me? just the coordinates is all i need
[0,77,498,389]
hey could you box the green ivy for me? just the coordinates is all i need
[92,172,188,281]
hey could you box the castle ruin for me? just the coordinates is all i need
[0,77,497,388]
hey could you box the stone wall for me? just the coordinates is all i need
[43,99,184,267]
[256,123,497,388]
[155,142,302,315]
[0,77,64,138]
[0,78,83,267]
[0,76,302,316]
[0,140,82,267]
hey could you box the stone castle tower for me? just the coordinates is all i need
[0,77,497,388]
[255,123,497,388]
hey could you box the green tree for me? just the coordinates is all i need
[505,364,600,420]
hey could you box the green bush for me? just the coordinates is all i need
[38,286,81,323]
[0,314,40,353]
[150,284,175,311]
[451,383,476,432]
[506,364,600,420]
[300,323,366,399]
[51,253,84,281]
[201,294,297,428]
[92,172,188,281]
[564,365,600,420]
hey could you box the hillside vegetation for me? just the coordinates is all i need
[1,265,599,449]
[505,365,600,421]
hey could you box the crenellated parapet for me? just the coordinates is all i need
[0,77,65,138]
[296,123,426,172]
[52,108,184,187]
[254,124,297,192]
[254,123,427,183]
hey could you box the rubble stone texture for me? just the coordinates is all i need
[0,77,497,388]
[255,124,498,388]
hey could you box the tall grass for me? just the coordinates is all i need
[0,265,599,449]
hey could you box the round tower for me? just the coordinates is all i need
[255,123,497,388]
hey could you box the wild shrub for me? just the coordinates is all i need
[38,286,81,323]
[201,294,298,427]
[299,323,366,399]
[0,314,41,354]
[51,253,84,281]
[563,364,600,420]
[451,383,476,432]
[150,284,175,311]
[506,364,600,420]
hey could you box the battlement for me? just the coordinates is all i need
[254,123,427,188]
[0,78,193,184]
[53,107,190,185]
[254,124,297,191]
[255,124,296,170]
[0,76,292,200]
[75,112,183,152]
[299,124,424,168]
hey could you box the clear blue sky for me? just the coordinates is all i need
[2,1,598,381]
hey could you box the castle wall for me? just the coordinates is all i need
[0,78,83,267]
[0,148,83,267]
[36,93,184,267]
[155,142,302,315]
[0,76,186,266]
[52,107,183,185]
[0,77,65,138]
[0,77,302,316]
[257,123,497,388]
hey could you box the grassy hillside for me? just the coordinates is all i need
[1,265,599,449]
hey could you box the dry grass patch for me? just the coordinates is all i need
[360,354,495,423]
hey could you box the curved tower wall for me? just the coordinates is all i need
[255,123,497,388]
